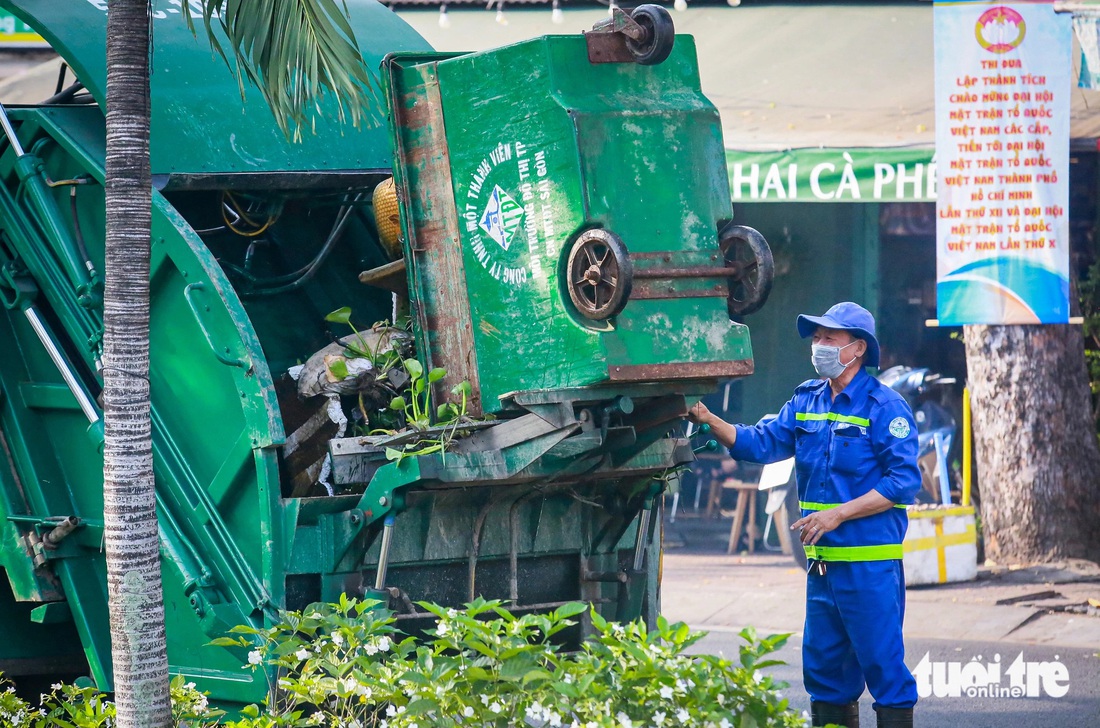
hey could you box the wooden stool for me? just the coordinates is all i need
[727,482,760,554]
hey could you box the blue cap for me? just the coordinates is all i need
[796,302,880,368]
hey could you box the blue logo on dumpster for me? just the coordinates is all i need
[479,185,524,252]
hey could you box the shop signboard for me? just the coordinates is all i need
[0,11,48,49]
[727,148,936,203]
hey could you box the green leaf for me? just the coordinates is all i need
[405,698,438,716]
[464,666,495,681]
[403,358,424,380]
[428,367,447,383]
[184,0,382,141]
[451,380,473,397]
[522,667,553,685]
[553,602,588,621]
[325,306,353,325]
[326,358,349,380]
[207,637,246,647]
[385,447,404,461]
[389,396,407,411]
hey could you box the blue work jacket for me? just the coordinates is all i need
[728,368,921,561]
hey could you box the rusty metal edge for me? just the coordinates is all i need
[633,265,742,279]
[631,279,728,300]
[384,54,484,415]
[607,359,754,381]
[584,31,634,64]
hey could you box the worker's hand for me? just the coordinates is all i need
[687,401,711,424]
[791,508,844,545]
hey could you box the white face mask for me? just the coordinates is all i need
[811,340,859,380]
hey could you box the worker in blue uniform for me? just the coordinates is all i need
[689,302,920,728]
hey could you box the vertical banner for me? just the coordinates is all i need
[934,1,1071,325]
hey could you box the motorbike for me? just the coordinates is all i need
[877,365,964,506]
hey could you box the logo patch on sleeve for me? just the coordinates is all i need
[889,417,911,439]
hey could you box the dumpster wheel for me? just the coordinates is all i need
[626,5,675,66]
[566,229,634,321]
[720,224,774,317]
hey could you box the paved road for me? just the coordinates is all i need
[691,629,1100,728]
[662,515,1100,725]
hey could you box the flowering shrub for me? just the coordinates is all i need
[0,673,222,727]
[0,597,805,728]
[213,595,804,728]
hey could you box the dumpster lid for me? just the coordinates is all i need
[0,0,431,182]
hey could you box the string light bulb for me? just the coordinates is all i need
[552,0,564,24]
[495,2,507,24]
[438,3,450,27]
[674,0,687,11]
[726,0,741,5]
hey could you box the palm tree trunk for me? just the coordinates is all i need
[103,0,171,724]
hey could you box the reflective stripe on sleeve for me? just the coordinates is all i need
[803,543,904,562]
[795,411,871,427]
[800,500,908,511]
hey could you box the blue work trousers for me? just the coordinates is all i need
[803,559,918,709]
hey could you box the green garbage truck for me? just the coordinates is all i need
[0,0,773,707]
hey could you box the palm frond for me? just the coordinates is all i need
[185,0,380,141]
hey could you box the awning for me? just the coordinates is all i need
[399,3,1100,201]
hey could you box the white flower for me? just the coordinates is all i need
[377,636,392,652]
[719,718,732,728]
[386,704,397,718]
[490,702,502,714]
[342,678,358,694]
[480,695,490,706]
[653,711,667,726]
[752,670,763,684]
[659,685,673,700]
[616,712,633,728]
[295,648,310,661]
[307,713,324,725]
[676,708,690,724]
[332,631,345,646]
[247,650,262,665]
[562,673,574,684]
[436,621,449,636]
[548,712,563,727]
[463,706,475,717]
